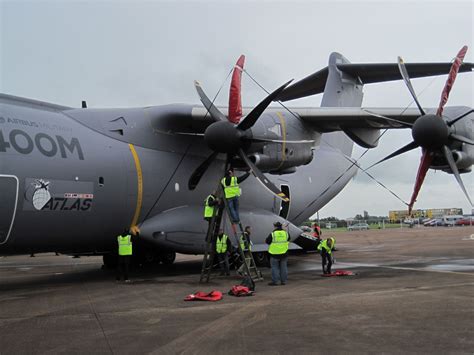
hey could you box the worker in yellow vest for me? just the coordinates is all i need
[203,191,219,225]
[116,228,133,283]
[240,226,252,251]
[237,226,253,275]
[266,221,290,286]
[215,229,232,276]
[317,237,336,274]
[220,168,250,224]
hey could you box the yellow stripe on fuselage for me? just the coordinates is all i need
[128,144,143,231]
[276,112,287,169]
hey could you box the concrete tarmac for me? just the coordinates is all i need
[1,226,473,354]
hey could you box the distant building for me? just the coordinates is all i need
[389,208,463,222]
[363,210,369,219]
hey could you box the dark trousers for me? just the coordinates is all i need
[217,252,230,275]
[321,251,332,274]
[116,255,130,280]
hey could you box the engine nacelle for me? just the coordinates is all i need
[453,150,473,171]
[249,144,313,173]
[432,146,474,173]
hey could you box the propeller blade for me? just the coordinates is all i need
[442,145,473,206]
[237,148,289,202]
[237,80,293,131]
[437,46,468,117]
[408,150,433,214]
[228,55,245,124]
[366,141,419,170]
[447,109,473,127]
[397,56,426,116]
[194,81,227,122]
[188,151,219,190]
[450,133,474,146]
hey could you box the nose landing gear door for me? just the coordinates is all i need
[0,175,19,244]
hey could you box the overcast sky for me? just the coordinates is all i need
[1,0,473,218]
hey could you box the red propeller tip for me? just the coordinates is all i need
[228,55,246,124]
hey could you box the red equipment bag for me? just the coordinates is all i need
[184,290,223,301]
[228,285,254,297]
[322,270,354,277]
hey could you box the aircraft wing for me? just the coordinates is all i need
[286,107,423,132]
[277,62,474,101]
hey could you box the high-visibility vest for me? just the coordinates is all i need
[117,234,132,256]
[216,234,229,253]
[317,239,334,255]
[240,234,251,251]
[268,230,289,255]
[221,176,241,199]
[204,195,216,218]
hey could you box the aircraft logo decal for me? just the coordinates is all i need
[24,178,94,212]
[31,179,51,210]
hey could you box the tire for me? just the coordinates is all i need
[160,252,176,265]
[253,252,270,267]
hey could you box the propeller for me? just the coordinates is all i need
[371,46,473,214]
[189,55,292,202]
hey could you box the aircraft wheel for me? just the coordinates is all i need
[142,250,156,264]
[254,252,269,267]
[160,252,176,265]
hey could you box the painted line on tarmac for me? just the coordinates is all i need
[0,262,101,269]
[337,262,474,276]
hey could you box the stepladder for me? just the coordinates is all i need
[200,184,263,283]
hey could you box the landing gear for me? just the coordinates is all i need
[103,250,176,268]
[158,251,176,265]
[254,252,269,267]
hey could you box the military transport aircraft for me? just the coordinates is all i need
[0,47,473,266]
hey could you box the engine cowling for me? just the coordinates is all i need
[249,144,313,173]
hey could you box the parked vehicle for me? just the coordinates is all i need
[347,223,369,231]
[442,215,464,226]
[424,218,443,227]
[455,217,474,226]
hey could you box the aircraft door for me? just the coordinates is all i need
[0,175,19,244]
[278,184,290,219]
